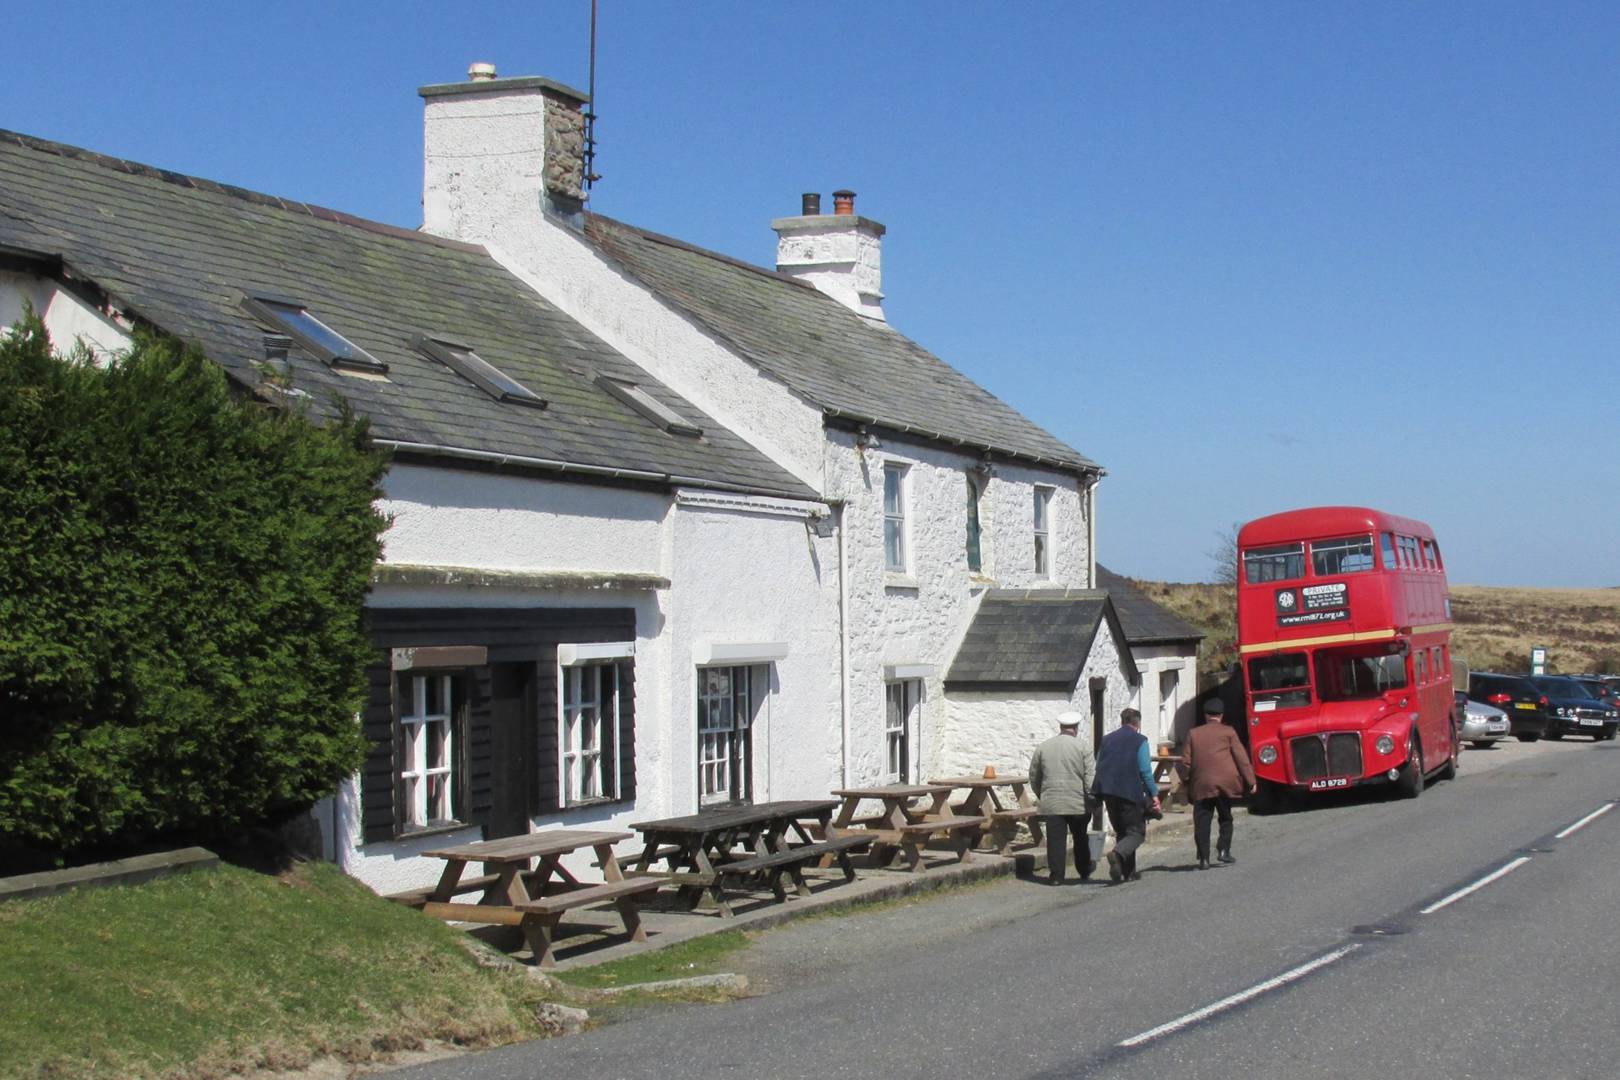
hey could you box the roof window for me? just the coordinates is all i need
[242,296,386,374]
[413,334,546,409]
[594,375,702,437]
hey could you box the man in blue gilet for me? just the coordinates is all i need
[1091,707,1161,882]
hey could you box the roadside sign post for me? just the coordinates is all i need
[1531,647,1547,676]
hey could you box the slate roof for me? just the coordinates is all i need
[581,214,1100,476]
[945,589,1135,687]
[1095,565,1205,646]
[0,129,814,499]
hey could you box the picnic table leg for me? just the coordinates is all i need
[786,861,812,898]
[429,858,467,904]
[520,912,561,969]
[822,797,861,869]
[613,896,648,944]
[692,848,733,918]
[595,842,626,883]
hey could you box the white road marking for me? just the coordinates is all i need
[1117,944,1362,1048]
[1555,801,1616,839]
[1419,856,1532,915]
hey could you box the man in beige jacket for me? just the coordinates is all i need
[1029,711,1097,885]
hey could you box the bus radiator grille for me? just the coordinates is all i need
[1289,733,1363,782]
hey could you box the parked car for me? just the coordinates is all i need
[1467,672,1549,742]
[1527,675,1619,741]
[1572,676,1617,706]
[1454,689,1510,748]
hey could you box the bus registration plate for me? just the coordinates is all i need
[1308,777,1350,790]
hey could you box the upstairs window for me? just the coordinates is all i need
[595,375,702,436]
[243,296,386,373]
[1311,534,1375,576]
[965,472,983,573]
[414,334,545,408]
[1244,542,1305,584]
[883,464,909,573]
[1033,486,1053,578]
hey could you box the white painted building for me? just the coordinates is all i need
[415,65,1116,793]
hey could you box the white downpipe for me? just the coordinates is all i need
[836,503,851,788]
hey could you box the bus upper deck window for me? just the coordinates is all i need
[1243,542,1305,584]
[1380,532,1397,570]
[1311,534,1375,576]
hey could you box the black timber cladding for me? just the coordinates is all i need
[1095,565,1205,645]
[361,607,636,843]
[0,128,813,500]
[581,213,1100,475]
[946,589,1136,688]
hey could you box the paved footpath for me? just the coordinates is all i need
[388,738,1620,1079]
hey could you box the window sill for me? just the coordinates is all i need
[562,796,624,811]
[884,573,919,591]
[396,820,471,842]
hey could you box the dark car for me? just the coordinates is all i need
[1467,672,1549,742]
[1572,676,1618,707]
[1529,676,1619,741]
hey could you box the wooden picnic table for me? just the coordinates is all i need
[828,783,983,871]
[400,829,658,968]
[628,800,867,918]
[929,774,1044,854]
[1152,754,1186,807]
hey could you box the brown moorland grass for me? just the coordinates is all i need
[1125,580,1620,679]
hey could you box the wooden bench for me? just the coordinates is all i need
[982,806,1040,854]
[423,878,660,968]
[385,872,502,908]
[715,835,871,901]
[860,815,983,872]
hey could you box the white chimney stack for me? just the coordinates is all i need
[419,65,590,240]
[772,189,886,321]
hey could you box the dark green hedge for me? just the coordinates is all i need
[0,316,389,854]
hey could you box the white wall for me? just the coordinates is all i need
[379,463,667,574]
[332,467,838,892]
[1129,644,1200,752]
[826,431,1092,785]
[0,271,131,360]
[938,612,1137,778]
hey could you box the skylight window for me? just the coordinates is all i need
[413,334,546,409]
[594,375,702,437]
[242,296,386,374]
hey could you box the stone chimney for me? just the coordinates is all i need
[420,63,590,240]
[772,189,886,321]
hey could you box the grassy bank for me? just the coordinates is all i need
[0,862,555,1079]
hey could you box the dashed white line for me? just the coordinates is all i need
[1419,856,1532,915]
[1555,801,1616,839]
[1117,944,1362,1048]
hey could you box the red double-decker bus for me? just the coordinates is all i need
[1236,506,1458,805]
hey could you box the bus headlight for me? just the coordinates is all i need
[1258,745,1278,765]
[1375,735,1396,755]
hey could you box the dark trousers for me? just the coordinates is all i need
[1042,814,1094,882]
[1103,796,1148,877]
[1193,795,1235,860]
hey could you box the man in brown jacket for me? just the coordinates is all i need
[1181,697,1257,869]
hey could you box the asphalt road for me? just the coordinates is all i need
[390,738,1620,1080]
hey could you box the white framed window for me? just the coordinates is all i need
[1033,486,1053,578]
[561,662,620,806]
[399,673,456,829]
[883,463,909,573]
[884,680,922,783]
[698,665,759,806]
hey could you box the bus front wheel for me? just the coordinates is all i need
[1397,739,1425,799]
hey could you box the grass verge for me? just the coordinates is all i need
[0,861,558,1079]
[549,930,751,990]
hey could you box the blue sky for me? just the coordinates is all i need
[6,2,1616,586]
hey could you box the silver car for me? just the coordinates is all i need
[1462,697,1511,748]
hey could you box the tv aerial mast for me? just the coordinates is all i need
[584,0,601,190]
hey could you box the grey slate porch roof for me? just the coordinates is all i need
[1095,565,1205,646]
[0,129,814,500]
[945,589,1136,688]
[581,213,1100,476]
